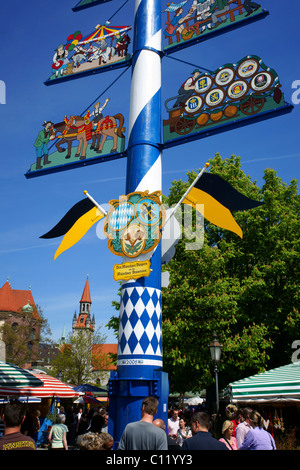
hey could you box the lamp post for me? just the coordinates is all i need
[209,332,222,414]
[57,370,63,381]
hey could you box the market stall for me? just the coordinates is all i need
[225,361,300,440]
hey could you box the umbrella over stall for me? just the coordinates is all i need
[0,372,78,398]
[0,361,43,388]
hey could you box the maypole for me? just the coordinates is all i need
[108,0,169,447]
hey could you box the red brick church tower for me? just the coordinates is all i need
[72,275,95,334]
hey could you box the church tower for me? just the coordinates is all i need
[72,276,95,335]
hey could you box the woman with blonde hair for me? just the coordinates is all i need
[219,420,238,450]
[240,411,276,450]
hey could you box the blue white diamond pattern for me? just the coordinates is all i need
[109,203,134,230]
[118,286,162,366]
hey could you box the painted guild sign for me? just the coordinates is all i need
[163,55,291,147]
[104,191,166,258]
[27,98,125,175]
[163,0,267,53]
[46,24,131,84]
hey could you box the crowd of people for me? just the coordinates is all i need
[0,397,277,451]
[0,400,113,451]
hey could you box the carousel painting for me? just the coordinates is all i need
[163,0,268,53]
[26,99,126,176]
[163,55,293,148]
[46,23,131,84]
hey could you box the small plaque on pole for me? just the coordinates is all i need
[113,260,151,281]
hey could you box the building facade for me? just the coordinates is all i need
[0,280,42,366]
[67,276,117,386]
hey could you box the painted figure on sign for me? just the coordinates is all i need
[90,98,110,150]
[93,113,125,154]
[34,121,55,169]
[90,98,110,125]
[52,44,69,77]
[192,0,214,31]
[243,0,261,16]
[87,43,100,62]
[174,69,201,107]
[115,32,131,57]
[72,44,87,68]
[209,0,230,28]
[97,37,114,64]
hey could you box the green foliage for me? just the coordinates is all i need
[162,154,300,393]
[51,326,108,385]
[107,154,299,395]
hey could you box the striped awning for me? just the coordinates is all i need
[0,361,43,388]
[0,372,79,398]
[227,362,300,403]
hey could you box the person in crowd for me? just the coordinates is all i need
[78,431,114,450]
[181,411,228,450]
[76,412,101,448]
[21,408,41,442]
[77,411,89,436]
[89,412,105,434]
[75,407,83,432]
[225,404,240,436]
[176,416,192,447]
[240,410,276,450]
[0,400,36,450]
[99,408,109,433]
[67,406,77,446]
[48,414,68,450]
[118,396,168,450]
[168,408,180,439]
[0,415,4,437]
[153,418,181,450]
[235,407,252,448]
[219,420,238,450]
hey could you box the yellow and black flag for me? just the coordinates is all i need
[40,196,105,259]
[182,172,263,238]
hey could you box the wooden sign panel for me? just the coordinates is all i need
[163,0,268,53]
[25,100,126,178]
[163,55,293,149]
[45,24,131,85]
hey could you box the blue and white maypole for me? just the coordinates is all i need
[108,0,169,446]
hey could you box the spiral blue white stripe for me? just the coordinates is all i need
[117,0,163,375]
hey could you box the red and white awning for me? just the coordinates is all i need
[0,373,79,398]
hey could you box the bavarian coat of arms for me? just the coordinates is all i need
[103,191,166,258]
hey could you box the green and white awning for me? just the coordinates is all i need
[0,361,43,388]
[226,362,300,403]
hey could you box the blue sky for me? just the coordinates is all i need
[0,0,299,344]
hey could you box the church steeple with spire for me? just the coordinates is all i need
[72,275,95,334]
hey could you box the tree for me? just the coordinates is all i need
[0,304,52,367]
[106,154,299,395]
[51,326,109,385]
[162,153,300,394]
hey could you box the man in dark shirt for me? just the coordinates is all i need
[0,400,36,450]
[181,411,227,450]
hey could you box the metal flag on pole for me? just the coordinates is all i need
[163,161,210,226]
[83,190,108,216]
